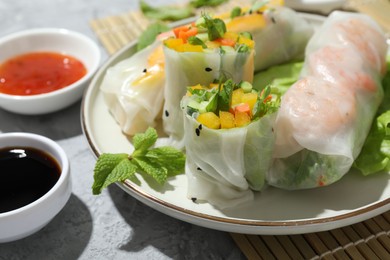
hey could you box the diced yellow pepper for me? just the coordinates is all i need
[231,88,245,106]
[234,111,251,127]
[223,32,239,41]
[164,38,184,49]
[226,14,266,33]
[241,92,258,111]
[206,41,221,49]
[197,112,220,129]
[181,43,203,52]
[219,111,235,129]
[238,36,254,49]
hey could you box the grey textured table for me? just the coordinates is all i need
[0,1,244,259]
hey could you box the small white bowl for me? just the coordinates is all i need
[0,28,101,115]
[0,132,71,243]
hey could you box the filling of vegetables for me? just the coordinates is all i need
[184,80,279,129]
[164,13,254,53]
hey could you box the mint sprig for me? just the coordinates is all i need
[92,127,186,195]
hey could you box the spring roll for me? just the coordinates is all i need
[221,3,314,71]
[268,11,387,190]
[100,40,166,135]
[162,14,255,149]
[181,80,279,208]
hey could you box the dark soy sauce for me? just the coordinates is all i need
[0,147,61,213]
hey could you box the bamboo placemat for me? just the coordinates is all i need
[90,1,390,259]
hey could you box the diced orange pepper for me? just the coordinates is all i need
[178,27,198,42]
[216,37,236,47]
[234,103,251,116]
[173,25,191,38]
[263,95,272,103]
[234,111,251,127]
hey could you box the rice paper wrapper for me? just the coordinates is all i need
[268,11,387,190]
[162,46,254,149]
[234,6,314,72]
[183,112,276,209]
[100,41,164,135]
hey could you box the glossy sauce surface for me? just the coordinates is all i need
[0,51,87,95]
[0,147,61,213]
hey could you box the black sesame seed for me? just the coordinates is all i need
[143,68,147,73]
[198,124,202,130]
[205,67,212,72]
[195,128,200,136]
[191,197,197,203]
[271,17,276,24]
[165,110,169,117]
[197,167,202,171]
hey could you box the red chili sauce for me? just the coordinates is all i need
[0,51,87,95]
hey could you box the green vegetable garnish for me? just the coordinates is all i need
[139,0,194,21]
[202,13,226,41]
[137,22,170,51]
[190,0,229,8]
[217,79,234,112]
[252,85,279,119]
[230,7,242,19]
[92,127,186,195]
[187,36,207,49]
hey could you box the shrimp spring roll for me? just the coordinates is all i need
[181,80,279,208]
[100,40,167,135]
[163,14,255,149]
[268,11,387,190]
[221,2,314,71]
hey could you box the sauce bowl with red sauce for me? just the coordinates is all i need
[0,28,100,114]
[0,132,71,243]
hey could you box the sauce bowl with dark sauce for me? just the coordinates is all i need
[0,132,71,243]
[0,28,101,115]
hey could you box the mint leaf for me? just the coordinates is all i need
[137,22,170,51]
[92,128,186,194]
[139,0,194,21]
[145,147,186,176]
[132,127,158,152]
[133,157,168,184]
[93,153,134,194]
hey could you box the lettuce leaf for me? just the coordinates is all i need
[353,56,390,175]
[139,0,194,21]
[253,61,303,95]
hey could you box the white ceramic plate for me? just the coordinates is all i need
[81,13,390,235]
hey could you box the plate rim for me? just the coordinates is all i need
[81,12,390,235]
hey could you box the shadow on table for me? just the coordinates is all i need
[0,100,82,140]
[107,185,244,259]
[0,194,92,260]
